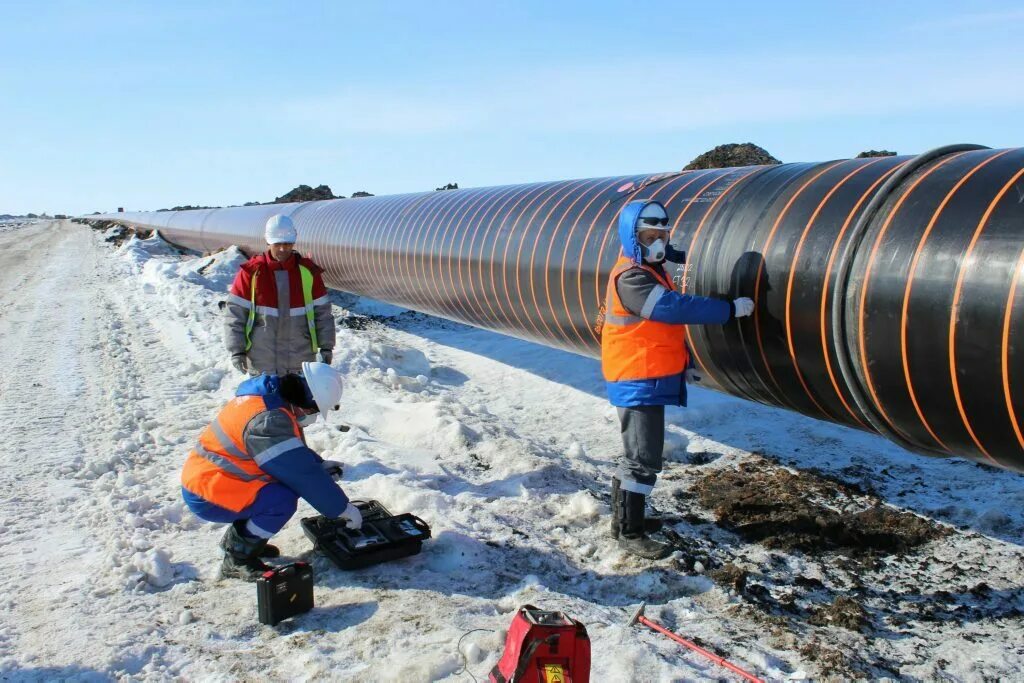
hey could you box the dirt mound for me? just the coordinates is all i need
[809,596,868,632]
[856,149,897,158]
[684,143,781,170]
[694,461,946,554]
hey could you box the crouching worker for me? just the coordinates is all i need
[180,362,362,580]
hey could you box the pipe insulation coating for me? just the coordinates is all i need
[100,145,1024,472]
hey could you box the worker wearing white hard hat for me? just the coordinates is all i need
[224,213,336,376]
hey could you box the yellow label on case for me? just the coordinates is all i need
[542,664,565,683]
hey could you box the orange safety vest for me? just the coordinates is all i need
[180,396,302,513]
[601,255,689,382]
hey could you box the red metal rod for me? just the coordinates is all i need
[628,602,764,683]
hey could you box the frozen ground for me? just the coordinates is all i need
[0,219,1022,681]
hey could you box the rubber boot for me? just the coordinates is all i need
[220,522,272,581]
[233,521,280,558]
[611,478,662,537]
[618,491,670,560]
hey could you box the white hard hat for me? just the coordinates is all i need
[265,214,297,244]
[302,362,343,416]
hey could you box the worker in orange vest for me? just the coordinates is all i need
[180,362,362,580]
[602,200,754,559]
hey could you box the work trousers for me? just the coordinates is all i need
[615,405,665,495]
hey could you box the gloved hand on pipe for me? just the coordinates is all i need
[733,298,755,318]
[685,368,703,384]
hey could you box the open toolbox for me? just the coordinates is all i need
[301,499,431,570]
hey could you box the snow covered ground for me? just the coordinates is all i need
[1,219,1023,681]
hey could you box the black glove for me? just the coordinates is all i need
[231,353,249,374]
[319,349,333,365]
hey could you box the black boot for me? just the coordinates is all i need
[231,521,280,557]
[611,478,662,537]
[618,491,670,560]
[220,522,272,581]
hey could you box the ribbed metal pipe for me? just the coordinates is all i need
[95,145,1024,471]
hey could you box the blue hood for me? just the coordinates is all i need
[236,374,281,398]
[237,373,315,410]
[618,199,667,263]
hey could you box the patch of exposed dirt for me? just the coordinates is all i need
[809,596,869,632]
[694,461,947,555]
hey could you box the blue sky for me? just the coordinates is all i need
[2,1,1023,215]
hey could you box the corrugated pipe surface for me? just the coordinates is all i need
[95,145,1024,471]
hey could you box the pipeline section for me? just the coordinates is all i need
[94,145,1024,471]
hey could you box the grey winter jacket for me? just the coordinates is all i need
[224,252,335,376]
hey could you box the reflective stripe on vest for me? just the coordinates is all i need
[299,265,318,352]
[601,255,689,382]
[180,395,302,513]
[243,264,319,353]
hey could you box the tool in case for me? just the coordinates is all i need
[256,562,315,626]
[301,499,431,570]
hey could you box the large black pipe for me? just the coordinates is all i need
[95,146,1024,472]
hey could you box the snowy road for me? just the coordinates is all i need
[1,220,1023,681]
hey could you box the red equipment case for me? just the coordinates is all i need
[490,605,590,683]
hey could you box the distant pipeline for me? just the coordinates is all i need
[95,145,1024,472]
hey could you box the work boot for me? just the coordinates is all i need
[619,491,670,560]
[611,478,663,538]
[220,522,272,581]
[231,521,281,558]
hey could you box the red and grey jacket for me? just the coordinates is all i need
[224,251,336,376]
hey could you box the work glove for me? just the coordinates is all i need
[321,460,344,481]
[231,353,249,374]
[318,349,333,365]
[339,503,362,530]
[733,297,755,318]
[685,368,703,384]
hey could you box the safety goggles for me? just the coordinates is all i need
[637,216,669,227]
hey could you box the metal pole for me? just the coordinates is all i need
[628,602,765,683]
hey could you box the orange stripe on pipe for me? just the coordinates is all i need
[454,185,521,325]
[756,160,847,412]
[562,177,638,349]
[786,158,884,427]
[530,178,601,346]
[950,164,1024,465]
[902,150,1012,449]
[442,186,507,324]
[544,178,608,347]
[859,153,968,445]
[517,179,591,345]
[680,168,762,391]
[502,181,575,337]
[494,183,566,333]
[476,185,534,326]
[1003,245,1024,452]
[819,161,906,427]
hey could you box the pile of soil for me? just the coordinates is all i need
[683,143,781,170]
[694,461,946,554]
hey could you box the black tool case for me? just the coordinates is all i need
[301,500,431,570]
[256,562,314,626]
